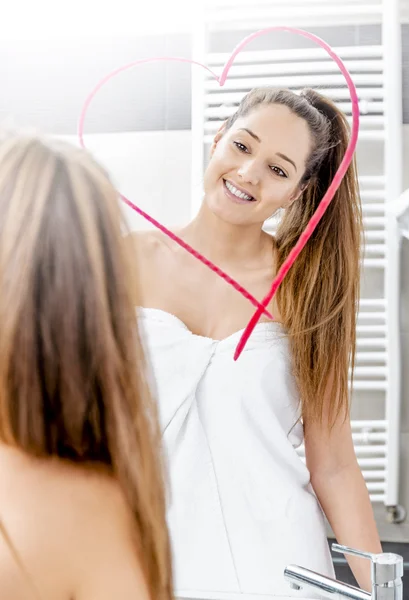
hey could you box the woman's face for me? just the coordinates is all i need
[203,103,312,226]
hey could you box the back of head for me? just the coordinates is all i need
[0,133,173,600]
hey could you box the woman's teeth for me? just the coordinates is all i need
[224,179,254,201]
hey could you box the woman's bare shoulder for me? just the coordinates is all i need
[0,448,148,600]
[125,229,183,306]
[125,228,174,262]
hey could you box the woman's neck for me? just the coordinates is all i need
[180,203,272,269]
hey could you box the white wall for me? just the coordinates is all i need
[63,130,193,231]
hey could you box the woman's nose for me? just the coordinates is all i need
[237,159,261,186]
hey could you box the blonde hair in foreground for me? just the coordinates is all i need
[0,133,173,600]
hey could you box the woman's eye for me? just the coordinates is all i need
[233,141,248,153]
[270,166,287,178]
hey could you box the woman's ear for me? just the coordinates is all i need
[210,122,227,157]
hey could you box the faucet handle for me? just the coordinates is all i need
[332,543,404,586]
[332,544,375,561]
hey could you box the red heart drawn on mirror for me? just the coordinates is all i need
[78,26,359,359]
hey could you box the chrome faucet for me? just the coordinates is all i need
[284,543,404,600]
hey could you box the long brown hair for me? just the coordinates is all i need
[0,133,173,600]
[226,88,362,427]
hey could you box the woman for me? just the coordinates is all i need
[0,133,173,600]
[129,88,382,596]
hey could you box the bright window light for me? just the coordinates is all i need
[2,0,196,40]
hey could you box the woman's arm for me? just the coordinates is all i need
[304,392,382,592]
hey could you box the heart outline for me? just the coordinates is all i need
[78,27,359,358]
